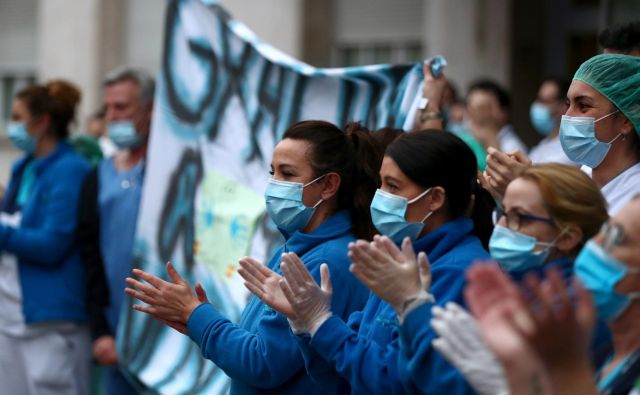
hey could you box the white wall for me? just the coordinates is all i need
[0,0,38,71]
[423,0,511,93]
[218,0,303,58]
[123,0,165,75]
[335,0,424,43]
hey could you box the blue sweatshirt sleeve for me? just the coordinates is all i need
[188,302,303,388]
[308,313,406,395]
[397,265,477,395]
[296,309,365,387]
[186,244,368,390]
[0,159,88,266]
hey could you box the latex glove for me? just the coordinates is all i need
[349,235,431,314]
[431,302,509,395]
[279,252,333,336]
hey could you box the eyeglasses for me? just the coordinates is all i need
[600,222,625,253]
[492,206,555,231]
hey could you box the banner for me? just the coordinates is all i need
[119,0,423,393]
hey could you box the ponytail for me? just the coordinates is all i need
[344,122,383,240]
[470,181,496,249]
[282,121,383,240]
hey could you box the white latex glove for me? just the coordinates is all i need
[348,235,431,314]
[431,302,509,395]
[279,252,333,336]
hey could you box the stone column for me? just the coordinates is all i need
[37,0,124,129]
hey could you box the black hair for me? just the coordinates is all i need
[283,120,383,240]
[598,21,640,53]
[468,79,511,110]
[386,130,495,247]
[371,127,404,153]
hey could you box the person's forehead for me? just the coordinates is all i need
[467,90,499,109]
[538,81,559,99]
[567,80,607,101]
[273,138,310,163]
[503,178,546,212]
[104,80,141,101]
[611,199,640,245]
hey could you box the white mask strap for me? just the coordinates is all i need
[595,109,620,123]
[303,174,327,188]
[408,187,433,204]
[606,133,624,145]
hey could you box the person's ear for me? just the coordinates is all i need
[320,172,341,201]
[618,114,634,138]
[31,113,51,137]
[555,225,583,255]
[427,186,446,213]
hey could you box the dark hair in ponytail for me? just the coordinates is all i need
[283,120,383,240]
[386,130,495,247]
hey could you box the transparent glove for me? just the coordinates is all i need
[348,235,431,314]
[280,253,333,336]
[431,302,509,395]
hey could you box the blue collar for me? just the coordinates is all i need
[13,142,72,176]
[412,217,474,262]
[281,210,352,257]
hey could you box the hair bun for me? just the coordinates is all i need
[46,79,81,110]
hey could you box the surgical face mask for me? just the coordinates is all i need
[559,110,621,168]
[370,188,433,244]
[447,121,467,135]
[530,102,555,136]
[7,122,37,153]
[489,225,560,272]
[574,240,640,322]
[264,175,325,237]
[108,121,143,150]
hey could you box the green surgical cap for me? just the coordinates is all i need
[573,54,640,134]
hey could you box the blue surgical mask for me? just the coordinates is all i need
[489,225,558,272]
[574,240,640,322]
[447,121,467,135]
[108,121,143,149]
[370,188,433,244]
[7,122,37,153]
[264,175,325,237]
[530,102,555,136]
[559,111,621,168]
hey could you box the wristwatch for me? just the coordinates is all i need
[420,111,443,122]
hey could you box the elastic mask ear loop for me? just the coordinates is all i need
[595,109,620,123]
[408,187,433,204]
[303,174,327,188]
[536,226,569,251]
[420,211,434,224]
[606,133,624,145]
[304,174,328,209]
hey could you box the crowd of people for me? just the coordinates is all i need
[0,19,639,395]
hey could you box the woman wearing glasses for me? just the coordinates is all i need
[489,163,607,278]
[425,163,611,395]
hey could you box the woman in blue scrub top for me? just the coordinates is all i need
[126,121,382,394]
